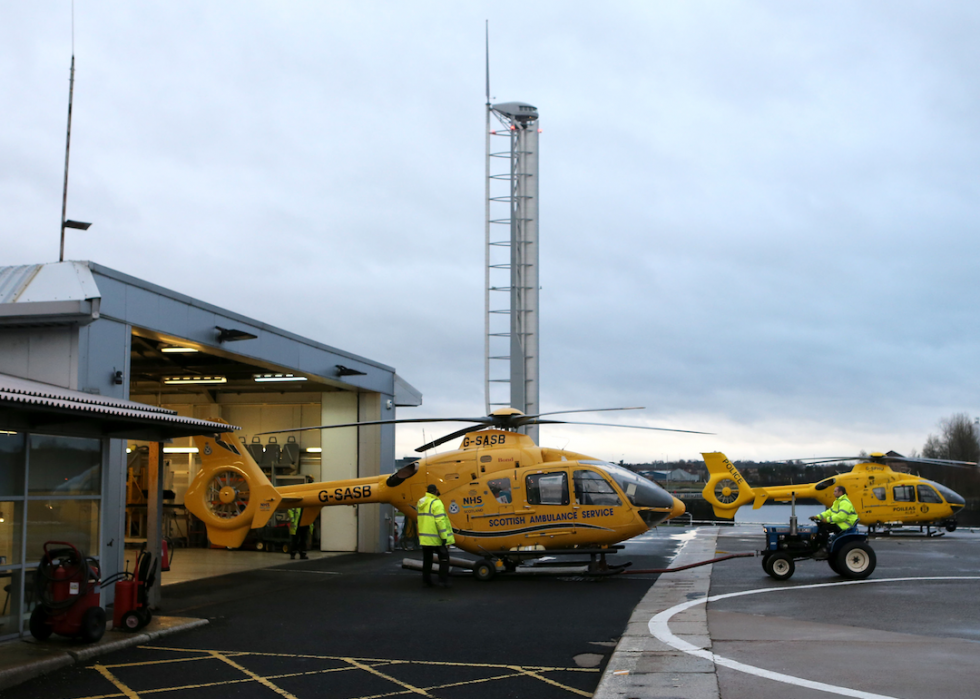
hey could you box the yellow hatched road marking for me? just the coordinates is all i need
[93,665,141,699]
[342,657,433,697]
[207,649,299,699]
[77,647,599,699]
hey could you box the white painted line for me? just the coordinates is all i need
[649,576,980,699]
[265,569,341,575]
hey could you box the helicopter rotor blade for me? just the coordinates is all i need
[532,420,713,435]
[415,424,489,453]
[255,416,494,437]
[519,407,645,421]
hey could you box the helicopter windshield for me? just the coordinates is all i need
[926,480,965,507]
[580,461,675,510]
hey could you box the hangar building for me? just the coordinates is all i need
[0,261,421,640]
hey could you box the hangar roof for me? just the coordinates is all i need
[0,371,238,441]
[0,261,421,406]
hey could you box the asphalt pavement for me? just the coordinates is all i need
[2,529,686,699]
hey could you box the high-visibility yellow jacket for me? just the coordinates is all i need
[416,492,455,547]
[819,494,859,531]
[287,508,313,535]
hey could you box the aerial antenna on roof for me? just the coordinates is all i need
[59,0,91,262]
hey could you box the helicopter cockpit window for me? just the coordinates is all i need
[928,480,965,506]
[488,477,512,504]
[573,470,622,507]
[580,460,675,510]
[893,485,915,502]
[917,484,942,504]
[871,487,886,501]
[525,473,569,506]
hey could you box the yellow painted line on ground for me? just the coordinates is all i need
[137,645,596,672]
[208,650,301,699]
[508,666,594,697]
[99,652,247,669]
[343,657,433,697]
[92,665,141,699]
[81,647,599,699]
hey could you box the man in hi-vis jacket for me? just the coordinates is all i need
[416,484,455,587]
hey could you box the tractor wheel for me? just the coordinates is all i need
[121,610,142,631]
[828,556,841,575]
[474,559,496,582]
[282,543,290,553]
[765,552,795,581]
[255,541,265,551]
[29,606,53,641]
[836,542,876,580]
[760,553,772,574]
[81,606,107,643]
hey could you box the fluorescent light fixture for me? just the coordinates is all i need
[163,447,199,454]
[162,376,227,385]
[253,374,307,382]
[161,346,198,353]
[306,447,322,453]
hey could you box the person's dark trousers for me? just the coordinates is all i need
[290,530,308,559]
[422,545,450,586]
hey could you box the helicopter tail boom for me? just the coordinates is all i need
[184,428,417,548]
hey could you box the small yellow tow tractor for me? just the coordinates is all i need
[759,493,876,581]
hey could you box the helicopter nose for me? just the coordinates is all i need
[670,496,686,520]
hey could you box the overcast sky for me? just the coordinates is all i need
[4,2,980,463]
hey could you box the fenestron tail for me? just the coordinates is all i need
[700,452,758,518]
[185,426,289,548]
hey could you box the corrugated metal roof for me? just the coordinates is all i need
[0,372,238,434]
[0,264,41,304]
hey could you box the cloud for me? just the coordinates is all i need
[3,1,979,464]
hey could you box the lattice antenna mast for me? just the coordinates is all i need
[484,29,540,439]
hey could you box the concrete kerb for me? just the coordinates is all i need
[593,528,720,699]
[0,616,207,692]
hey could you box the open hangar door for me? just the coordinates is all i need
[126,331,386,557]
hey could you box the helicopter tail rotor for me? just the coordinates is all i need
[185,424,284,548]
[701,452,757,518]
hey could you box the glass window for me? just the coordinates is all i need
[917,484,942,504]
[487,478,512,504]
[525,473,569,506]
[871,487,885,501]
[0,569,23,639]
[26,500,100,564]
[0,432,25,497]
[0,501,22,568]
[28,435,102,496]
[893,485,915,502]
[573,470,622,506]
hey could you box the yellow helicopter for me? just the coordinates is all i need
[701,451,971,533]
[185,408,700,578]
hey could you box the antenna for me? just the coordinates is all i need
[59,0,91,262]
[485,20,490,106]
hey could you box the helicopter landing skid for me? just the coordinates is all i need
[401,546,631,581]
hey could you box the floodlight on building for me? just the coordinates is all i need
[253,374,307,383]
[162,376,227,385]
[335,365,366,377]
[161,346,198,353]
[216,326,258,343]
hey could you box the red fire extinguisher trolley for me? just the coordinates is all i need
[29,542,106,643]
